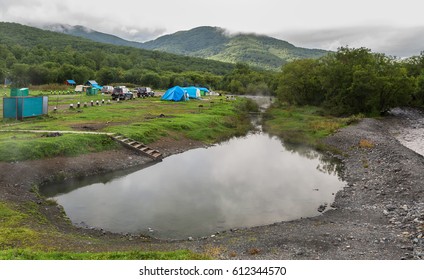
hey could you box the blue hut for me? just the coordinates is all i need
[3,88,48,120]
[85,80,102,90]
[65,80,76,86]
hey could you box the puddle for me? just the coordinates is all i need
[41,131,344,239]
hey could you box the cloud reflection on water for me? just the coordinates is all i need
[46,133,344,239]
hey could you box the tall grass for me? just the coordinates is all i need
[263,105,353,148]
[0,249,208,260]
[29,84,73,91]
[0,133,118,162]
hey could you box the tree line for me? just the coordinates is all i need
[0,22,277,93]
[0,42,277,94]
[276,47,424,115]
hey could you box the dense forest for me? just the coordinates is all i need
[0,22,277,93]
[276,47,424,115]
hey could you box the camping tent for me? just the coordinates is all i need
[197,87,210,96]
[75,85,84,92]
[161,86,188,102]
[182,86,201,99]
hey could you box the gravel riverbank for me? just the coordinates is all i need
[0,112,422,259]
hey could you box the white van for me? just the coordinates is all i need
[101,86,114,94]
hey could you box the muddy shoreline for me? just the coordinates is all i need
[0,114,422,259]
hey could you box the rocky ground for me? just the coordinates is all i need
[0,111,422,259]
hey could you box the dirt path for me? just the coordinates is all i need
[0,114,423,259]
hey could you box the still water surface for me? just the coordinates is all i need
[41,132,344,239]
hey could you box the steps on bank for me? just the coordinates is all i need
[111,135,162,160]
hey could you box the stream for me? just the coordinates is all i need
[388,107,424,157]
[40,97,346,239]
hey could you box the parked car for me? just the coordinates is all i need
[111,86,133,100]
[101,85,114,94]
[135,87,155,98]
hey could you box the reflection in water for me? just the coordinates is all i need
[41,132,344,239]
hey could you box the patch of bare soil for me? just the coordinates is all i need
[149,136,206,157]
[0,115,422,259]
[70,123,108,131]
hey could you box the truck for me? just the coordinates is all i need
[135,87,155,98]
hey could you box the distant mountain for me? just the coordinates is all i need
[142,26,329,70]
[42,24,329,71]
[43,24,144,49]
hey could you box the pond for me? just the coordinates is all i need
[40,130,345,240]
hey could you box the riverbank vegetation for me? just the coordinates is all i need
[262,47,424,147]
[0,132,118,162]
[0,201,206,260]
[275,47,424,116]
[0,249,207,260]
[262,105,360,149]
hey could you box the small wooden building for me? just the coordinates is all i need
[65,80,76,86]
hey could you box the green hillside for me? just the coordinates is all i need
[143,26,329,70]
[142,26,228,56]
[0,22,235,88]
[42,24,329,71]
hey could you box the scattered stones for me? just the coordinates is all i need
[317,203,328,213]
[386,205,396,211]
[324,111,424,260]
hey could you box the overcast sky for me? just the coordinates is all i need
[1,0,423,57]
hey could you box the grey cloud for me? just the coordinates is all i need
[0,0,37,17]
[33,21,166,43]
[110,26,167,42]
[275,26,424,58]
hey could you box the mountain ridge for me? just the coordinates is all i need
[42,24,329,71]
[43,24,145,49]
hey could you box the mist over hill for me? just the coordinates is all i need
[142,26,329,70]
[44,24,145,49]
[43,24,329,70]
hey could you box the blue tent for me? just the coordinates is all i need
[198,87,210,96]
[182,86,201,99]
[161,86,188,102]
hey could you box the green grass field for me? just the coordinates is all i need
[0,201,207,260]
[0,249,208,260]
[0,92,252,161]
